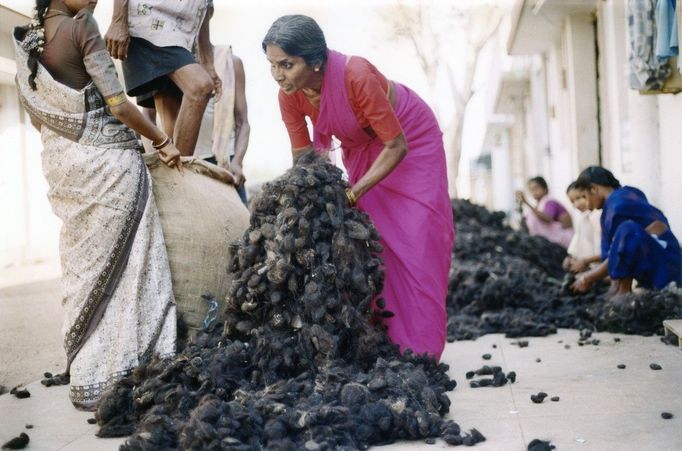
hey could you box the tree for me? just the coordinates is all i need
[382,0,502,197]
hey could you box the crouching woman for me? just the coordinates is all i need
[571,166,682,296]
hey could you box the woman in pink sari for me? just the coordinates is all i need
[262,15,454,360]
[516,176,573,248]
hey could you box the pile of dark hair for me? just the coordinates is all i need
[446,200,682,341]
[96,152,484,449]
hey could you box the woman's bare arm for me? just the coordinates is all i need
[349,134,407,200]
[108,99,182,169]
[558,211,573,229]
[645,220,668,236]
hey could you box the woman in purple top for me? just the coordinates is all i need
[516,176,574,248]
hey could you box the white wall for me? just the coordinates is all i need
[655,95,682,239]
[528,56,551,179]
[545,43,574,200]
[563,14,600,175]
[596,0,682,240]
[0,84,60,267]
[491,133,513,213]
[596,0,629,177]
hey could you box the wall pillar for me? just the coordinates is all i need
[563,13,601,174]
[627,92,661,205]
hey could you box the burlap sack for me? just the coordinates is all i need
[144,152,249,334]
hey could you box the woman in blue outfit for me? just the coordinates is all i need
[571,166,682,296]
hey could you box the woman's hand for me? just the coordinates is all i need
[228,162,245,186]
[572,259,608,293]
[158,142,183,173]
[571,272,594,293]
[562,256,573,272]
[570,258,589,273]
[345,187,358,207]
[515,190,526,205]
[349,134,407,203]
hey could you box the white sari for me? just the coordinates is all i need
[14,32,176,410]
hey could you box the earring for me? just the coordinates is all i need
[314,67,320,72]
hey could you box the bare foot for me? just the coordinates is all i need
[606,278,633,299]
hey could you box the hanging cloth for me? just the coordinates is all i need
[628,0,672,90]
[676,0,682,71]
[655,0,678,59]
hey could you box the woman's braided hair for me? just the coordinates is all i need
[23,0,50,90]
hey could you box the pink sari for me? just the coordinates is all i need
[525,196,573,248]
[313,50,454,359]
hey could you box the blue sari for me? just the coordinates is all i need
[601,186,682,289]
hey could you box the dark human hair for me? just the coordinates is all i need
[528,176,548,191]
[27,0,51,90]
[566,181,577,194]
[575,166,621,190]
[262,15,328,68]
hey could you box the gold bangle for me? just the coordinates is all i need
[152,136,171,150]
[105,92,126,108]
[345,188,357,206]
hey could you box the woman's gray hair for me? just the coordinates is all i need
[262,15,328,68]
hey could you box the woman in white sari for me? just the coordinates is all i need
[14,0,180,410]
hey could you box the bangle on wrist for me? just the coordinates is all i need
[105,92,126,108]
[345,188,357,206]
[152,136,171,150]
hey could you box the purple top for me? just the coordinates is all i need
[543,199,568,221]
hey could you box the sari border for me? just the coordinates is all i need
[17,85,85,142]
[69,352,175,405]
[139,301,175,365]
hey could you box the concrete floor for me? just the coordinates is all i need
[0,278,64,389]
[2,272,682,450]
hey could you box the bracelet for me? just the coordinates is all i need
[345,188,357,206]
[152,136,171,150]
[105,92,126,108]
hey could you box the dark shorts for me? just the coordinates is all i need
[122,37,196,108]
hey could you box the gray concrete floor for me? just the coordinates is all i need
[2,272,682,450]
[0,277,64,389]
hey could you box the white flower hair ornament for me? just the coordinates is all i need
[21,9,46,54]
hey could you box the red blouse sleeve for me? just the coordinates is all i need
[278,90,312,149]
[346,57,403,143]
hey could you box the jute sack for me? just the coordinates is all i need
[144,152,249,335]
